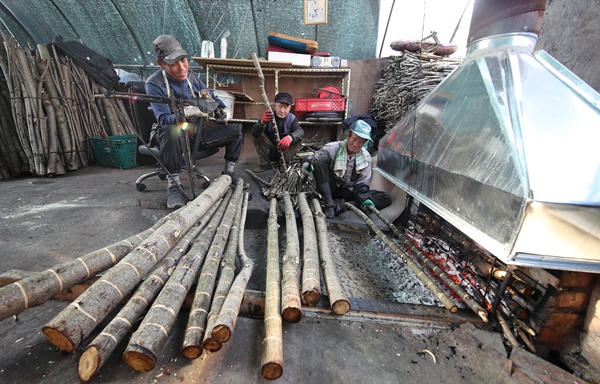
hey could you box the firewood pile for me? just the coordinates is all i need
[0,35,134,180]
[369,52,463,134]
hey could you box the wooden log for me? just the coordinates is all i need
[312,199,350,315]
[0,210,179,321]
[211,193,254,344]
[77,203,219,382]
[42,175,231,353]
[298,192,321,305]
[251,52,286,171]
[345,203,460,314]
[202,191,244,352]
[281,192,302,323]
[496,311,519,348]
[122,189,233,371]
[261,198,283,380]
[181,181,244,359]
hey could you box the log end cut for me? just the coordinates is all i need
[261,362,283,380]
[302,290,321,306]
[282,307,302,323]
[78,346,100,382]
[202,338,223,353]
[181,345,203,359]
[42,326,75,352]
[331,299,351,315]
[211,325,231,343]
[123,349,157,372]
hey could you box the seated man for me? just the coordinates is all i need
[145,35,246,209]
[302,120,391,219]
[251,92,304,172]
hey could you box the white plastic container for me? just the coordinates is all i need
[212,90,234,119]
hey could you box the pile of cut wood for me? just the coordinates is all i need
[369,52,463,134]
[0,35,134,180]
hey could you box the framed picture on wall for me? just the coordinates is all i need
[304,0,328,25]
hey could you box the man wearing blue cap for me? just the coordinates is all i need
[301,120,391,219]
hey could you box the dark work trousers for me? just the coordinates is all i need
[158,123,242,173]
[312,160,392,209]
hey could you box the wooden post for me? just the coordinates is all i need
[312,198,350,315]
[298,192,321,305]
[281,192,302,323]
[212,193,255,344]
[42,175,231,353]
[261,198,283,380]
[122,190,233,371]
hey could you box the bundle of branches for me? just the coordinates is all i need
[369,52,462,133]
[246,161,320,207]
[0,34,134,180]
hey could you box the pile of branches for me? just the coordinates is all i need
[0,35,134,180]
[369,52,463,133]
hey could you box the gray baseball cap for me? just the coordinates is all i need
[152,35,188,64]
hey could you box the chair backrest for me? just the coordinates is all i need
[125,81,155,143]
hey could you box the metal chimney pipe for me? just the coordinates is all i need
[468,0,547,43]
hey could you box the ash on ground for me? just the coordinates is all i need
[326,227,445,307]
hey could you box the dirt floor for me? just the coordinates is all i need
[0,163,589,384]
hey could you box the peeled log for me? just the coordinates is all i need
[0,210,177,321]
[181,181,244,359]
[260,198,283,380]
[298,192,321,305]
[77,203,219,382]
[312,199,350,315]
[281,192,302,323]
[202,189,245,352]
[122,190,232,371]
[211,193,254,344]
[43,175,231,353]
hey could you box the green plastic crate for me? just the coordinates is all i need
[90,134,137,169]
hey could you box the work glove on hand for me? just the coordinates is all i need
[301,159,314,176]
[184,106,209,119]
[278,135,293,150]
[261,110,274,124]
[214,107,229,124]
[360,199,375,212]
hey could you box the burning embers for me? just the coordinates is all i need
[402,205,545,354]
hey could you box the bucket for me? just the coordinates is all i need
[212,90,234,119]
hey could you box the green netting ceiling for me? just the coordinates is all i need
[0,0,380,73]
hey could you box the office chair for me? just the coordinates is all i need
[125,81,218,192]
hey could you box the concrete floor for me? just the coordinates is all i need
[0,159,587,384]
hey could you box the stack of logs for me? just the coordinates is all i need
[369,52,463,134]
[0,176,352,381]
[0,35,134,180]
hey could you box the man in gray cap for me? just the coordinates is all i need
[301,120,391,219]
[251,92,304,172]
[145,35,246,209]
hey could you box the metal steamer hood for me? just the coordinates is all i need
[377,0,600,273]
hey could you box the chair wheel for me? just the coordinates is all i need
[202,181,211,189]
[136,183,147,192]
[159,174,166,180]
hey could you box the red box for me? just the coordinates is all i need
[294,98,346,113]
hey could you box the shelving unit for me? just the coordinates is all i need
[193,58,351,126]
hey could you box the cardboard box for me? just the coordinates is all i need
[268,51,311,67]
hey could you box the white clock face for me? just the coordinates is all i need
[305,0,327,24]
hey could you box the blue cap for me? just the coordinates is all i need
[348,120,371,140]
